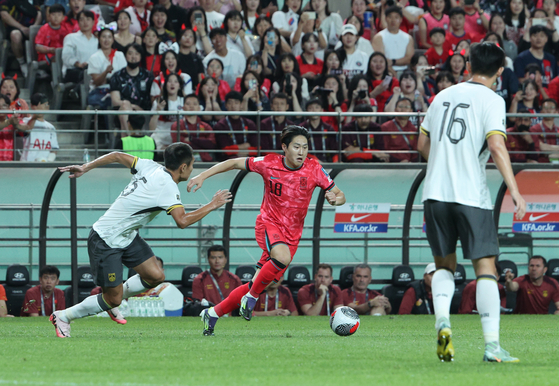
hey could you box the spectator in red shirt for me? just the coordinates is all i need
[505,255,559,314]
[35,4,66,63]
[462,0,489,43]
[445,7,473,51]
[191,245,243,308]
[253,276,298,316]
[21,265,66,317]
[417,0,449,49]
[0,92,35,161]
[506,109,539,163]
[61,0,98,36]
[345,74,378,125]
[343,264,391,315]
[366,52,399,112]
[319,74,347,131]
[459,281,507,314]
[298,264,344,316]
[529,98,559,162]
[399,263,435,315]
[381,97,419,163]
[0,284,13,317]
[297,33,323,89]
[142,27,162,74]
[425,27,450,67]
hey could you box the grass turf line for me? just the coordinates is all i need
[0,315,557,386]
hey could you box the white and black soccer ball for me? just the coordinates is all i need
[330,306,360,336]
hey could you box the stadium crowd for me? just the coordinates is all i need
[1,0,559,162]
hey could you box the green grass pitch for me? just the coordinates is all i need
[0,315,557,386]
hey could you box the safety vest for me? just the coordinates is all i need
[121,136,155,160]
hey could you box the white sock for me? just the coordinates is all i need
[476,276,500,348]
[432,269,455,330]
[208,307,218,318]
[60,294,109,322]
[123,274,150,298]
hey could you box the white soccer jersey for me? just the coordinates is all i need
[93,157,183,249]
[420,82,507,209]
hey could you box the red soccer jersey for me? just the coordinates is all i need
[513,275,559,314]
[445,31,472,51]
[245,154,335,246]
[457,280,507,314]
[255,286,298,314]
[0,284,7,301]
[425,45,449,67]
[35,23,67,62]
[20,286,65,316]
[297,283,343,315]
[342,287,382,314]
[191,270,242,306]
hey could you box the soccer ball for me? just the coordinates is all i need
[330,306,360,336]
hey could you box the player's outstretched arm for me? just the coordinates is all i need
[58,152,135,179]
[171,189,232,229]
[187,158,248,193]
[325,186,346,206]
[487,134,526,220]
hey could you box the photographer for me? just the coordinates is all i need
[276,72,304,116]
[505,109,538,163]
[313,74,347,131]
[509,79,540,126]
[345,74,378,124]
[240,70,271,123]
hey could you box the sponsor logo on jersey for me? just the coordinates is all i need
[300,177,307,190]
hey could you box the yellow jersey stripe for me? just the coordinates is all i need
[420,126,429,136]
[130,156,139,173]
[166,204,183,214]
[486,131,507,140]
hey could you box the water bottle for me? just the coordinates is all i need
[414,90,422,111]
[83,148,90,163]
[158,297,166,317]
[129,298,137,317]
[119,299,129,318]
[147,297,154,317]
[138,297,146,317]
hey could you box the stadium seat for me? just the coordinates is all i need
[382,265,414,314]
[450,264,467,314]
[4,264,32,316]
[51,48,88,112]
[286,266,311,311]
[546,259,559,281]
[338,265,354,290]
[64,265,96,307]
[497,260,518,311]
[177,266,203,299]
[24,25,50,96]
[235,265,256,285]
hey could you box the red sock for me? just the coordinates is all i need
[214,283,250,317]
[249,259,286,298]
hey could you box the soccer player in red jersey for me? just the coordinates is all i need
[188,126,346,335]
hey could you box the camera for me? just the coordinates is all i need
[284,73,293,95]
[357,90,367,99]
[315,87,334,95]
[194,12,203,23]
[385,0,394,6]
[464,0,475,5]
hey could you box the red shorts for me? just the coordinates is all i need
[254,221,298,274]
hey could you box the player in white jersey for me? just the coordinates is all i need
[418,42,526,363]
[49,143,231,338]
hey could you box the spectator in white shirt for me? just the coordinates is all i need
[203,28,247,88]
[336,24,369,80]
[125,0,151,36]
[272,0,302,39]
[372,6,414,73]
[21,93,58,162]
[224,10,255,58]
[61,10,98,83]
[199,0,225,31]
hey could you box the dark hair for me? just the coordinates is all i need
[429,27,445,37]
[178,26,197,46]
[366,52,390,81]
[281,125,310,146]
[316,263,333,275]
[385,5,403,18]
[128,115,146,131]
[225,90,243,103]
[184,92,199,102]
[301,32,318,48]
[521,78,540,110]
[0,77,20,101]
[530,255,547,267]
[97,27,115,49]
[209,27,227,40]
[435,70,455,87]
[164,142,194,170]
[483,31,504,50]
[207,244,228,258]
[395,97,413,109]
[354,103,373,113]
[448,7,466,18]
[198,76,221,104]
[48,4,65,14]
[161,73,185,108]
[245,54,265,82]
[410,52,427,71]
[125,43,144,60]
[141,27,159,66]
[240,70,261,94]
[271,92,289,104]
[253,15,272,37]
[281,0,301,14]
[345,15,364,36]
[469,42,505,77]
[532,8,548,18]
[443,51,466,75]
[259,27,283,56]
[0,93,10,105]
[489,13,509,41]
[524,63,543,75]
[188,7,209,36]
[305,98,323,109]
[40,265,60,279]
[505,1,526,28]
[281,72,303,106]
[542,98,558,108]
[321,49,342,76]
[347,74,369,106]
[309,0,331,16]
[150,5,171,30]
[206,57,224,77]
[160,50,180,74]
[399,70,418,89]
[275,52,300,83]
[529,25,549,36]
[77,10,95,21]
[30,92,48,106]
[241,0,262,30]
[224,10,243,33]
[321,74,344,109]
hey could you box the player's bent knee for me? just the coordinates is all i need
[104,295,122,308]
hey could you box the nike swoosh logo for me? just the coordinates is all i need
[351,214,371,222]
[529,214,549,222]
[270,176,280,180]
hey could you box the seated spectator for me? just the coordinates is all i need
[316,74,347,131]
[258,27,284,77]
[425,28,450,67]
[337,24,369,79]
[366,52,399,113]
[445,7,472,51]
[35,4,66,63]
[60,0,93,36]
[506,109,538,163]
[236,55,272,97]
[542,0,559,32]
[188,7,214,57]
[463,0,489,42]
[240,0,261,33]
[372,6,415,74]
[214,91,257,160]
[250,16,289,56]
[260,93,295,153]
[110,43,155,132]
[291,10,327,58]
[171,93,216,162]
[191,245,242,310]
[300,98,338,162]
[381,97,419,163]
[153,50,193,99]
[385,71,429,126]
[142,27,163,74]
[150,73,185,150]
[297,33,324,89]
[309,0,343,49]
[61,10,98,87]
[342,264,391,315]
[0,283,13,317]
[484,32,514,70]
[489,12,518,61]
[315,49,346,90]
[345,74,378,124]
[504,0,528,46]
[199,0,225,31]
[375,0,417,33]
[443,51,468,83]
[158,0,189,37]
[505,255,559,314]
[21,265,65,317]
[514,25,558,87]
[150,5,176,45]
[275,72,305,115]
[418,0,449,49]
[510,79,541,126]
[113,10,142,53]
[0,93,34,161]
[349,0,373,41]
[272,0,301,39]
[177,27,206,88]
[205,58,232,102]
[334,15,374,57]
[198,76,224,128]
[203,28,246,88]
[125,0,151,36]
[273,53,310,102]
[492,64,519,111]
[399,263,435,315]
[0,75,30,115]
[115,115,156,160]
[459,279,507,315]
[253,276,298,316]
[428,71,455,104]
[20,93,59,162]
[412,54,436,98]
[341,104,388,163]
[522,63,550,102]
[529,98,559,163]
[224,10,254,59]
[240,71,270,122]
[298,264,343,316]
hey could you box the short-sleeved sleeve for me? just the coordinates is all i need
[87,51,105,75]
[34,25,49,46]
[314,164,335,191]
[552,278,559,303]
[157,181,183,215]
[484,96,507,140]
[296,284,313,307]
[280,286,297,313]
[245,155,268,176]
[0,284,7,301]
